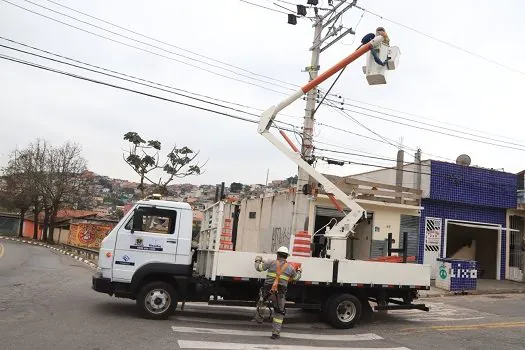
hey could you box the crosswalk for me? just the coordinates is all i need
[172,325,410,350]
[381,301,490,322]
[169,300,492,349]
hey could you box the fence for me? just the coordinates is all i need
[61,243,99,261]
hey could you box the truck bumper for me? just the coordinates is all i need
[92,271,112,294]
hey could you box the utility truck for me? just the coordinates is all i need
[92,35,431,328]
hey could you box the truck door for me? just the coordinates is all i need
[112,205,180,282]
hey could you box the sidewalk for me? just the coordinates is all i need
[419,278,525,298]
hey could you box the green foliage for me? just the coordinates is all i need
[229,182,243,193]
[123,131,205,197]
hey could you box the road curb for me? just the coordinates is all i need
[0,235,98,269]
[420,289,525,299]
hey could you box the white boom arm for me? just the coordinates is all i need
[258,36,384,259]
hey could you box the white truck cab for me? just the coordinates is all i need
[97,200,193,282]
[93,199,200,319]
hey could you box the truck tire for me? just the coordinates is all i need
[136,281,177,320]
[324,293,362,329]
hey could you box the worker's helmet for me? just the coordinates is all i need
[276,246,289,256]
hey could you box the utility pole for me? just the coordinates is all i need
[414,148,422,191]
[290,0,358,239]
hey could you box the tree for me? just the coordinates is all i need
[230,182,243,193]
[123,131,205,197]
[1,140,92,243]
[2,140,48,240]
[286,175,298,185]
[40,142,91,243]
[0,171,33,238]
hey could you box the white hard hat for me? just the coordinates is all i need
[277,246,289,255]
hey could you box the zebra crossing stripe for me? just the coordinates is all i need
[171,326,382,341]
[177,341,410,350]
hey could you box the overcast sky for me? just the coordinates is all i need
[1,0,524,186]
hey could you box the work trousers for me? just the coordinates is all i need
[255,287,287,335]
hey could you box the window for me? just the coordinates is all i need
[249,212,256,219]
[126,207,177,234]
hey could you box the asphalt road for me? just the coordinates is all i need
[1,239,525,350]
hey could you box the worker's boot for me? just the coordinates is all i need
[270,334,280,340]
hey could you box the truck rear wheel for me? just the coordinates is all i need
[324,293,362,329]
[136,281,177,320]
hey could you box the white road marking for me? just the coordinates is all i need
[177,340,410,350]
[172,316,330,329]
[386,302,489,322]
[171,326,382,341]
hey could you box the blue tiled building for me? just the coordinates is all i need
[418,161,517,280]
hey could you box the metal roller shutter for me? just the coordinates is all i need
[315,206,346,218]
[400,215,420,261]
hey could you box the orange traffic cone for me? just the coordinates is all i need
[292,231,311,257]
[219,218,234,251]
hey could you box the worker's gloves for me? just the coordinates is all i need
[255,256,263,263]
[296,267,302,273]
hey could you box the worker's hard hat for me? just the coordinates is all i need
[277,246,289,255]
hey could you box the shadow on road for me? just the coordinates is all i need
[91,301,138,318]
[90,300,326,325]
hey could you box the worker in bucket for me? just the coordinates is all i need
[254,246,302,339]
[357,27,390,66]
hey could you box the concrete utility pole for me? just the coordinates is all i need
[414,148,422,191]
[290,0,358,237]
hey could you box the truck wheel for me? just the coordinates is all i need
[136,281,177,320]
[325,293,362,329]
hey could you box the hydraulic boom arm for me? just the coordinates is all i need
[258,35,384,258]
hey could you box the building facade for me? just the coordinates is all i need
[418,161,516,280]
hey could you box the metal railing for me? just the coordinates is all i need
[61,243,99,261]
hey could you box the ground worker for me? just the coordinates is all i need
[254,246,302,339]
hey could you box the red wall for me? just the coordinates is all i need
[22,220,43,240]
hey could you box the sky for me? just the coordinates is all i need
[1,0,524,186]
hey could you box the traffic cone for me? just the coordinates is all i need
[292,231,311,257]
[219,218,233,251]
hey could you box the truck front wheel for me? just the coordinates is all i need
[324,293,362,329]
[136,281,177,320]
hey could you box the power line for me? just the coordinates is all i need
[1,0,295,95]
[0,53,301,132]
[316,147,431,167]
[318,155,515,191]
[240,0,290,15]
[335,100,525,149]
[0,43,279,123]
[326,95,525,145]
[43,0,302,89]
[2,47,511,192]
[18,0,523,150]
[355,4,525,78]
[18,0,297,91]
[336,105,525,152]
[41,0,342,102]
[326,100,399,148]
[316,116,455,162]
[0,36,302,122]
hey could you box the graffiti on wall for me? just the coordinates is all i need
[271,227,291,252]
[68,223,115,249]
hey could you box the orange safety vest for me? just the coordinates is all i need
[271,260,289,292]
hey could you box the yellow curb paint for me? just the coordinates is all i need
[0,243,4,259]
